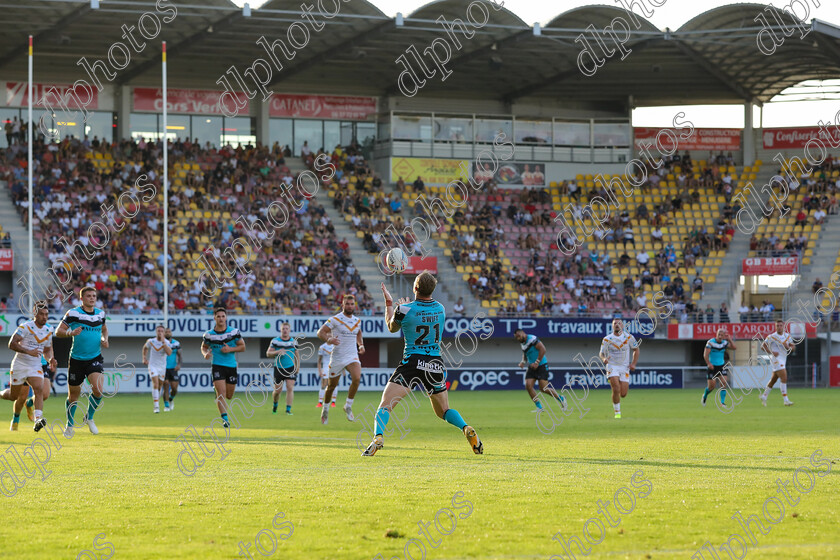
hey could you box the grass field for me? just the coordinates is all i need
[0,388,837,560]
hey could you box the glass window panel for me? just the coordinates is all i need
[593,122,631,146]
[475,118,512,143]
[83,111,113,145]
[293,119,322,154]
[434,117,472,142]
[554,122,591,146]
[269,118,293,152]
[192,116,222,149]
[393,115,431,141]
[377,120,390,142]
[130,113,158,141]
[356,123,376,145]
[223,116,255,148]
[324,121,340,152]
[162,114,190,143]
[515,120,551,144]
[0,109,21,149]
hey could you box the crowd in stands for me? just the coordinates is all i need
[1,133,374,314]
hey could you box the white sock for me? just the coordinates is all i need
[345,398,354,407]
[780,383,788,398]
[762,386,771,397]
[34,409,42,420]
[613,403,620,413]
[332,391,338,403]
[153,389,159,405]
[318,387,325,403]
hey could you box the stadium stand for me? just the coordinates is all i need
[1,137,375,314]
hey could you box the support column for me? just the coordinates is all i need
[743,101,755,166]
[254,95,270,147]
[117,85,132,141]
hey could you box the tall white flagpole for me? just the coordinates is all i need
[162,41,169,324]
[27,36,34,311]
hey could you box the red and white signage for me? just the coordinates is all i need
[668,322,816,340]
[0,249,13,271]
[762,127,840,150]
[6,82,100,109]
[830,356,840,387]
[403,256,437,275]
[634,128,741,151]
[133,87,249,115]
[742,257,798,275]
[268,94,376,120]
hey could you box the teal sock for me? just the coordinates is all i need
[272,402,278,411]
[535,400,543,409]
[443,409,468,431]
[87,395,102,420]
[556,395,566,404]
[12,414,19,422]
[374,407,390,436]
[221,413,229,423]
[66,398,76,426]
[703,387,711,399]
[286,405,291,413]
[720,389,727,404]
[25,396,34,408]
[27,387,33,398]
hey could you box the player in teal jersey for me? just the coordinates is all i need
[702,328,736,407]
[514,329,568,413]
[56,287,109,436]
[162,328,181,411]
[362,272,482,456]
[201,307,246,428]
[267,322,300,415]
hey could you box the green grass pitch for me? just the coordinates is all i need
[0,388,837,559]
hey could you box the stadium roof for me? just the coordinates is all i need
[1,1,840,110]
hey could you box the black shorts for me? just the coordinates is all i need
[274,366,297,383]
[706,364,727,380]
[165,368,179,382]
[526,363,550,381]
[389,354,447,395]
[211,364,238,385]
[68,355,104,387]
[42,365,55,382]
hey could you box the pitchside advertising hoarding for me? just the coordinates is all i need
[10,366,681,394]
[762,126,840,150]
[668,322,817,340]
[0,315,656,339]
[0,249,12,271]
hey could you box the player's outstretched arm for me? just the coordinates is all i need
[534,341,547,368]
[229,338,246,353]
[142,342,149,365]
[630,346,639,370]
[382,283,401,333]
[101,323,109,349]
[703,346,712,368]
[8,333,38,357]
[317,323,338,344]
[200,341,212,360]
[599,339,609,364]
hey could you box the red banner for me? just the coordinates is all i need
[403,256,437,275]
[762,127,840,150]
[6,82,100,109]
[668,322,817,340]
[634,128,741,151]
[133,87,248,115]
[830,356,840,387]
[268,94,376,120]
[0,249,12,271]
[742,257,798,275]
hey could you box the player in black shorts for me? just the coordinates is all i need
[267,323,300,415]
[362,275,482,456]
[514,329,567,413]
[201,308,246,428]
